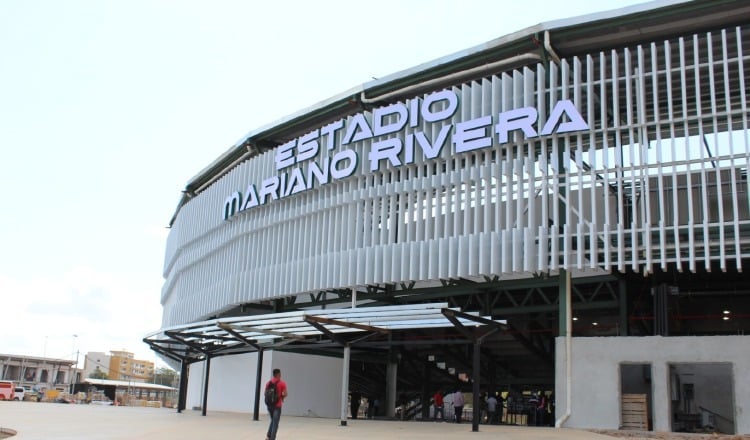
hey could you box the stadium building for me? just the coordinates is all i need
[145,0,750,434]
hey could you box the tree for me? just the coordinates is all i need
[151,367,179,388]
[89,367,108,379]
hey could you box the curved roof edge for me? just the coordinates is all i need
[170,0,745,225]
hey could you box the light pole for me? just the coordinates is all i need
[69,335,78,395]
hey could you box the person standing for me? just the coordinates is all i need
[433,390,444,421]
[536,392,548,426]
[452,389,464,423]
[265,368,288,440]
[486,393,498,424]
[350,391,361,419]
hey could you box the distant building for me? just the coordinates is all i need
[83,350,154,383]
[82,351,110,379]
[0,354,77,392]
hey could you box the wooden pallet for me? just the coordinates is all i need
[621,394,648,430]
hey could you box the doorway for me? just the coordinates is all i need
[669,363,735,434]
[620,363,653,431]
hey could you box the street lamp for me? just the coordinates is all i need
[69,335,78,395]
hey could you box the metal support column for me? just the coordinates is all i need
[488,362,497,400]
[177,359,189,413]
[253,348,264,421]
[385,358,398,418]
[619,277,628,335]
[421,362,431,420]
[340,344,351,426]
[471,340,481,432]
[201,356,211,416]
[654,283,669,336]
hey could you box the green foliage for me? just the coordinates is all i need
[89,367,109,379]
[151,367,179,387]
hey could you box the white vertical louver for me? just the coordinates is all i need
[161,25,750,327]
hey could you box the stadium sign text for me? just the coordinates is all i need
[223,90,587,220]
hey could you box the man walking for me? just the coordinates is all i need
[265,368,288,440]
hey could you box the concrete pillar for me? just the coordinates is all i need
[651,362,670,432]
[385,359,398,418]
[340,345,351,426]
[556,269,572,428]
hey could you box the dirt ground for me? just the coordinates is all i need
[590,429,750,440]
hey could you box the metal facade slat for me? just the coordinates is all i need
[695,33,711,271]
[160,24,750,326]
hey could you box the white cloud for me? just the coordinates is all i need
[0,267,162,366]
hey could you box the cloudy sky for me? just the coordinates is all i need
[0,0,650,368]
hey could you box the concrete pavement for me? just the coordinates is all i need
[1,401,625,440]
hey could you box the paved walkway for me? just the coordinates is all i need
[1,401,621,440]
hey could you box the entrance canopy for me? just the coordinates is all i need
[145,302,506,431]
[144,303,506,363]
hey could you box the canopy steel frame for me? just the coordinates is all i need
[145,303,505,426]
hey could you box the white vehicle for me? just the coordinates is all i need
[14,387,25,401]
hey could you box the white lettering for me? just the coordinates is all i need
[223,191,242,220]
[496,107,538,144]
[409,98,420,127]
[225,96,590,219]
[285,168,307,196]
[307,157,330,188]
[275,140,296,170]
[297,129,320,162]
[369,138,402,171]
[242,184,259,210]
[331,149,358,179]
[422,90,458,123]
[454,116,492,153]
[342,113,374,145]
[415,124,451,159]
[373,103,408,136]
[258,176,280,205]
[320,119,344,150]
[541,99,589,135]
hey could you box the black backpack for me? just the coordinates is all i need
[264,380,278,407]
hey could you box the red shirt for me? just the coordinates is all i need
[267,378,287,408]
[434,392,443,406]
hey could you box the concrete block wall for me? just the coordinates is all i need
[555,336,750,434]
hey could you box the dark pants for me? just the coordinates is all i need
[487,410,496,424]
[454,406,463,423]
[267,406,282,440]
[536,407,546,426]
[434,404,444,420]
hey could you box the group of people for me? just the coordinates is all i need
[263,368,553,440]
[432,389,554,426]
[348,393,385,419]
[432,389,466,423]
